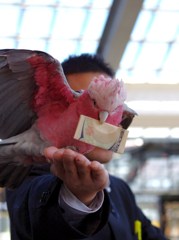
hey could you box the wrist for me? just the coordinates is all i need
[59,184,104,212]
[77,193,98,206]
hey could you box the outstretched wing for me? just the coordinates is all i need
[0,49,76,188]
[0,49,75,139]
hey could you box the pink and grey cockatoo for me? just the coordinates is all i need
[0,49,136,188]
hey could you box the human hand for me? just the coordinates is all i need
[44,147,109,206]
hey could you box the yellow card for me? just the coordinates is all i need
[134,220,142,240]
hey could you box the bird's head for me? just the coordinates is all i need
[88,75,126,123]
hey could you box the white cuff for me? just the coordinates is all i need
[59,184,104,214]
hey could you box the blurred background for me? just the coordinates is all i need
[0,0,179,239]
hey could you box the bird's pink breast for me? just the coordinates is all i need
[36,95,97,154]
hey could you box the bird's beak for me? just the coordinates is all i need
[99,111,109,123]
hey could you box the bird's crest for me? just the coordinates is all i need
[88,75,126,112]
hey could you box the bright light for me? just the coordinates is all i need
[127,127,179,139]
[126,138,144,148]
[127,101,179,115]
[170,128,179,138]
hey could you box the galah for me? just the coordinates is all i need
[0,49,136,188]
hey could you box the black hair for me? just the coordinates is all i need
[61,53,115,77]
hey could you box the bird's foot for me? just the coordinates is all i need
[65,146,78,152]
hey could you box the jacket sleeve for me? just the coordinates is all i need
[6,172,110,240]
[109,175,168,240]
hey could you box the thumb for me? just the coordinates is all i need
[90,161,109,189]
[43,146,58,159]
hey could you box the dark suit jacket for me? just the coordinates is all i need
[6,168,167,240]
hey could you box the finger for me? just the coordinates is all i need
[62,149,79,178]
[46,148,65,177]
[90,161,109,186]
[51,149,70,177]
[43,146,59,160]
[50,162,65,179]
[75,155,91,179]
[52,149,65,161]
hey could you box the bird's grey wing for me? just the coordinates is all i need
[0,49,39,188]
[0,48,78,139]
[0,49,44,188]
[0,49,37,139]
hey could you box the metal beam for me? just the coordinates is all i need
[126,83,179,101]
[126,84,179,128]
[97,0,143,71]
[131,115,179,128]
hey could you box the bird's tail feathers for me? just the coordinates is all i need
[0,141,33,188]
[0,127,49,188]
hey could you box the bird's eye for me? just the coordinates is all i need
[93,99,97,106]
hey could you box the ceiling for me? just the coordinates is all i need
[97,0,179,139]
[0,0,178,139]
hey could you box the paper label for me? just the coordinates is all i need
[74,115,128,154]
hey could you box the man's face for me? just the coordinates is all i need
[66,71,113,164]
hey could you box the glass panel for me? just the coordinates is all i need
[118,0,179,84]
[0,0,21,3]
[163,43,179,70]
[48,39,79,61]
[0,6,20,36]
[59,0,90,7]
[159,0,179,10]
[77,40,98,54]
[91,0,113,8]
[146,12,179,42]
[17,38,47,51]
[131,10,153,41]
[0,0,113,61]
[134,42,168,70]
[20,7,53,37]
[144,0,161,9]
[82,9,108,39]
[120,42,142,69]
[51,8,86,39]
[0,38,16,48]
[25,0,56,4]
